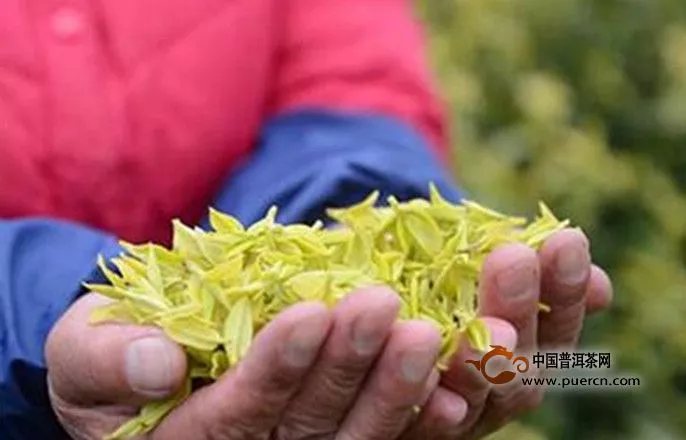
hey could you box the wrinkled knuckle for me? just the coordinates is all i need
[276,403,338,440]
[320,362,367,395]
[547,285,587,308]
[373,405,414,438]
[335,431,368,440]
[195,403,266,440]
[204,421,270,440]
[549,306,584,333]
[272,422,336,440]
[236,363,295,401]
[271,423,300,440]
[258,367,301,393]
[337,404,407,440]
[47,395,102,440]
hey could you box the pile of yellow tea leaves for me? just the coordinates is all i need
[87,184,569,439]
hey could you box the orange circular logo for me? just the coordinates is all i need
[465,345,530,384]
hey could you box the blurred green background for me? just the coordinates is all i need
[418,0,686,438]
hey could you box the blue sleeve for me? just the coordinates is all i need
[205,110,464,226]
[0,219,122,439]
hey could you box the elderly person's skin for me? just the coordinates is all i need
[46,228,612,440]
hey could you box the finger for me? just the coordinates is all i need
[45,293,187,406]
[153,302,332,440]
[420,369,441,406]
[400,387,468,440]
[466,384,545,440]
[465,355,546,440]
[463,360,545,440]
[479,243,541,351]
[275,286,401,438]
[461,231,590,437]
[425,244,536,438]
[585,265,613,314]
[537,228,591,350]
[337,321,441,440]
[461,232,590,439]
[438,318,517,436]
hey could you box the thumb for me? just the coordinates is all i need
[46,293,187,406]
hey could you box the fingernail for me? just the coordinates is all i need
[401,349,437,384]
[556,246,590,286]
[497,262,537,300]
[442,394,468,424]
[285,312,330,367]
[486,318,518,350]
[352,289,399,355]
[126,337,180,396]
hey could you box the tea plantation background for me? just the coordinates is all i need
[418,0,686,438]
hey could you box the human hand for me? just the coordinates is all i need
[47,287,446,440]
[46,229,611,440]
[402,228,613,439]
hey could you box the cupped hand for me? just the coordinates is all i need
[46,228,612,440]
[47,286,446,440]
[402,228,613,439]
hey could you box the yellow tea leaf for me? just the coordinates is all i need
[209,208,245,234]
[91,183,571,439]
[223,297,254,365]
[89,301,135,324]
[158,314,222,351]
[105,379,191,440]
[466,319,491,352]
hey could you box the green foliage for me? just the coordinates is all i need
[419,0,686,438]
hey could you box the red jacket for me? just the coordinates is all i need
[0,0,447,244]
[1,3,466,437]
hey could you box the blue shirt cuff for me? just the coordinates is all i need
[0,219,122,439]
